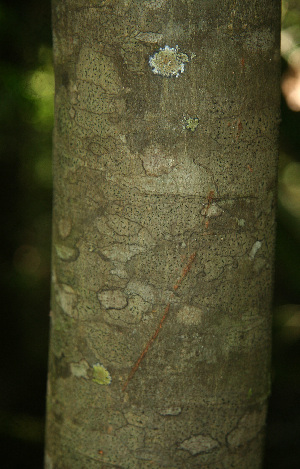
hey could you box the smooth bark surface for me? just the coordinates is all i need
[46,1,281,467]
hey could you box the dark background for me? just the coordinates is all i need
[0,1,299,468]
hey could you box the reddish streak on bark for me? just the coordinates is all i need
[202,190,215,229]
[122,303,170,392]
[122,251,197,391]
[236,119,243,140]
[173,251,197,290]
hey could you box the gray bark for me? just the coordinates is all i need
[45,1,281,468]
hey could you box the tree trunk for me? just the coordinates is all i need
[45,1,281,467]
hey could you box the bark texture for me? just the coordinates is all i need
[46,1,281,468]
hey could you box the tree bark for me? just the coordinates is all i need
[45,1,281,468]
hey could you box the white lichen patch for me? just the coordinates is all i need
[249,241,262,260]
[102,244,145,262]
[58,217,72,239]
[176,305,203,325]
[227,408,267,447]
[140,144,177,176]
[200,204,223,218]
[92,363,112,385]
[124,159,214,196]
[98,290,128,310]
[110,266,129,279]
[149,45,189,77]
[136,32,163,43]
[55,244,78,262]
[55,283,77,317]
[70,359,89,378]
[159,407,182,416]
[179,434,219,455]
[125,280,155,303]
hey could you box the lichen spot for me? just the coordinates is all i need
[249,240,262,260]
[149,45,189,77]
[237,218,246,227]
[183,117,199,132]
[92,363,111,385]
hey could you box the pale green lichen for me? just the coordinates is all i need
[237,218,246,227]
[183,116,199,132]
[92,363,112,385]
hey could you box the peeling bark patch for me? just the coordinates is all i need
[105,296,149,325]
[125,280,155,303]
[125,411,149,427]
[126,160,214,195]
[55,283,77,317]
[98,290,128,309]
[136,32,163,43]
[149,46,189,77]
[110,266,129,279]
[55,244,78,262]
[176,305,203,325]
[102,244,145,262]
[249,240,262,259]
[146,0,168,9]
[200,203,223,218]
[92,363,111,385]
[227,408,267,447]
[141,144,177,176]
[58,218,72,239]
[179,434,219,455]
[159,406,182,416]
[70,359,89,378]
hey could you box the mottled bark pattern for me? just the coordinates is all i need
[46,0,281,467]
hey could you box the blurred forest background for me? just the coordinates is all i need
[0,1,299,468]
